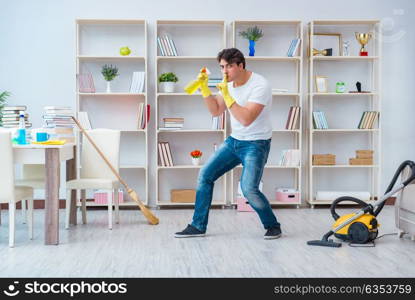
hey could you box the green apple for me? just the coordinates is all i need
[120,46,131,56]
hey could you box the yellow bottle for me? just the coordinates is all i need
[184,80,201,95]
[184,67,207,95]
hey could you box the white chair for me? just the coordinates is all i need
[15,164,45,223]
[0,129,34,247]
[65,129,121,230]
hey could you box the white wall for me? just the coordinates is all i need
[1,0,414,204]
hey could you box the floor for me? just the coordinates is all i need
[0,206,414,277]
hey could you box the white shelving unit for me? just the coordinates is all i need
[307,20,381,207]
[231,20,303,208]
[155,20,227,207]
[75,19,148,207]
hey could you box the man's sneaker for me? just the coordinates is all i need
[264,227,282,240]
[175,224,206,238]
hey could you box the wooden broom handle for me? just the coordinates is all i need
[71,116,129,189]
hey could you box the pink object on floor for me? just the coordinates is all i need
[236,197,254,212]
[276,189,299,202]
[94,190,124,204]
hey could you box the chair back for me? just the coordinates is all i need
[0,129,15,203]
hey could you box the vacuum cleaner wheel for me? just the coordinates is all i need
[348,222,371,244]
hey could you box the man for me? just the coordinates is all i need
[175,48,281,240]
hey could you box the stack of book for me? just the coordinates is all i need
[1,105,31,128]
[208,78,222,88]
[349,150,373,165]
[157,35,178,56]
[313,111,329,129]
[287,38,301,57]
[43,106,75,142]
[212,112,225,130]
[160,118,184,130]
[285,106,300,130]
[130,72,145,93]
[312,154,336,165]
[358,111,379,129]
[138,103,150,130]
[158,141,174,167]
[279,149,301,167]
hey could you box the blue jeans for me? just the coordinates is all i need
[191,136,280,232]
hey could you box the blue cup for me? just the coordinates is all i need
[36,132,50,142]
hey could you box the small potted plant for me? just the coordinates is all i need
[190,149,203,166]
[239,26,264,56]
[159,72,178,93]
[101,64,119,93]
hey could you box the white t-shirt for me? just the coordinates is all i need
[224,72,272,141]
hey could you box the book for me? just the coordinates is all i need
[78,73,95,93]
[157,36,165,56]
[164,142,174,166]
[161,142,170,166]
[287,38,300,57]
[165,35,177,56]
[158,142,166,166]
[2,105,27,111]
[285,107,294,129]
[292,107,300,130]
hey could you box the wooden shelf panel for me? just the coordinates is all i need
[77,55,145,61]
[312,129,379,133]
[78,93,145,97]
[312,93,377,96]
[312,56,378,61]
[157,129,225,133]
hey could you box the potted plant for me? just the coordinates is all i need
[159,72,178,93]
[0,91,10,126]
[239,26,264,56]
[190,149,203,166]
[101,64,119,93]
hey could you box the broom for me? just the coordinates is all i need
[71,116,159,225]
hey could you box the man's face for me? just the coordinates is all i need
[219,59,243,82]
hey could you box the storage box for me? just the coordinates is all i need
[170,189,196,203]
[236,181,263,212]
[94,189,124,204]
[276,188,300,203]
[312,154,336,165]
[356,150,374,159]
[349,158,373,165]
[236,197,254,212]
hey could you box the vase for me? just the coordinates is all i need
[191,157,201,166]
[160,82,176,93]
[249,40,256,56]
[106,81,111,93]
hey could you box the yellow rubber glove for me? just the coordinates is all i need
[197,70,212,98]
[216,75,236,108]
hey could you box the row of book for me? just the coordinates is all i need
[212,112,225,130]
[160,117,184,130]
[287,38,301,57]
[138,103,150,130]
[312,111,329,129]
[358,111,379,129]
[129,72,145,93]
[285,106,300,130]
[1,105,31,128]
[158,142,174,167]
[279,149,301,167]
[157,35,178,56]
[208,78,222,88]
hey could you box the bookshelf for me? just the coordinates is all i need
[155,20,227,207]
[308,20,381,207]
[75,19,148,207]
[231,20,303,208]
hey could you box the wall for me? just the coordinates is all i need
[1,0,414,204]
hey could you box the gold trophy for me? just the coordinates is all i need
[355,32,372,56]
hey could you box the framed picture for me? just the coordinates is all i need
[313,33,343,56]
[315,76,328,93]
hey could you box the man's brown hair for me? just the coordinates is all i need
[217,48,246,69]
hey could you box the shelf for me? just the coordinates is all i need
[272,93,300,97]
[245,56,300,61]
[77,55,145,61]
[120,165,146,169]
[78,93,145,97]
[157,56,217,60]
[235,20,302,25]
[236,165,300,169]
[312,20,380,25]
[312,165,378,168]
[312,56,378,61]
[272,129,300,133]
[157,92,218,96]
[307,199,375,205]
[120,129,146,133]
[77,19,146,25]
[157,20,224,25]
[158,165,203,169]
[77,201,140,207]
[157,129,225,133]
[312,93,377,96]
[312,129,379,133]
[157,202,225,206]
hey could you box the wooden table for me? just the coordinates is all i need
[13,143,76,245]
